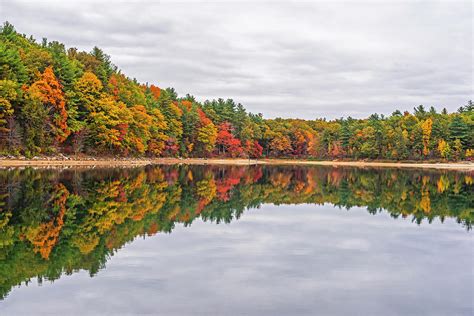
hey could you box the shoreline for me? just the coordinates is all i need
[0,158,472,171]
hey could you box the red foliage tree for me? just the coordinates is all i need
[163,137,179,157]
[216,122,242,157]
[244,140,263,159]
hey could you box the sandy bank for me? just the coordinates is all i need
[0,157,473,171]
[155,158,474,171]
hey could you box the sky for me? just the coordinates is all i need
[1,0,472,119]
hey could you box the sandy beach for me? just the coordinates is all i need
[0,158,472,171]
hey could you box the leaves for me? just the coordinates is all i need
[0,22,473,160]
[28,66,70,143]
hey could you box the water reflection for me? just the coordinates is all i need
[0,165,472,301]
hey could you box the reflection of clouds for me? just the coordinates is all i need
[3,1,472,119]
[1,204,472,315]
[335,238,370,251]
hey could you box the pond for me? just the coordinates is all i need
[0,165,472,315]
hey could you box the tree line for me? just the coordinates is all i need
[1,22,473,160]
[0,165,472,298]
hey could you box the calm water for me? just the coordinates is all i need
[0,165,472,315]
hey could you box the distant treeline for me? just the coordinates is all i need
[0,165,472,299]
[0,22,473,160]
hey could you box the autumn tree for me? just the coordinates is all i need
[86,97,131,153]
[269,134,292,157]
[421,118,432,156]
[197,122,217,156]
[28,66,70,144]
[147,108,168,156]
[438,139,451,160]
[127,105,153,154]
[216,122,242,157]
[244,140,263,159]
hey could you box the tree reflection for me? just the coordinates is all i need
[0,165,472,299]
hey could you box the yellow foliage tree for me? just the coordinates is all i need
[437,139,451,160]
[421,118,432,156]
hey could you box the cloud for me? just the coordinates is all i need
[2,0,472,119]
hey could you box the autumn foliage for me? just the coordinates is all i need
[28,66,70,143]
[0,22,472,160]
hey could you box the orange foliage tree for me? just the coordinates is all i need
[28,66,70,143]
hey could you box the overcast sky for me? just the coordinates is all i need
[2,0,472,119]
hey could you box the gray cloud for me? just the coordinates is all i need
[2,0,472,119]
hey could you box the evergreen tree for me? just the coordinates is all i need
[449,116,468,146]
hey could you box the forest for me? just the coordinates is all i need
[0,22,473,160]
[0,165,472,299]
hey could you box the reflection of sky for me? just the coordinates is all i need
[1,204,472,315]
